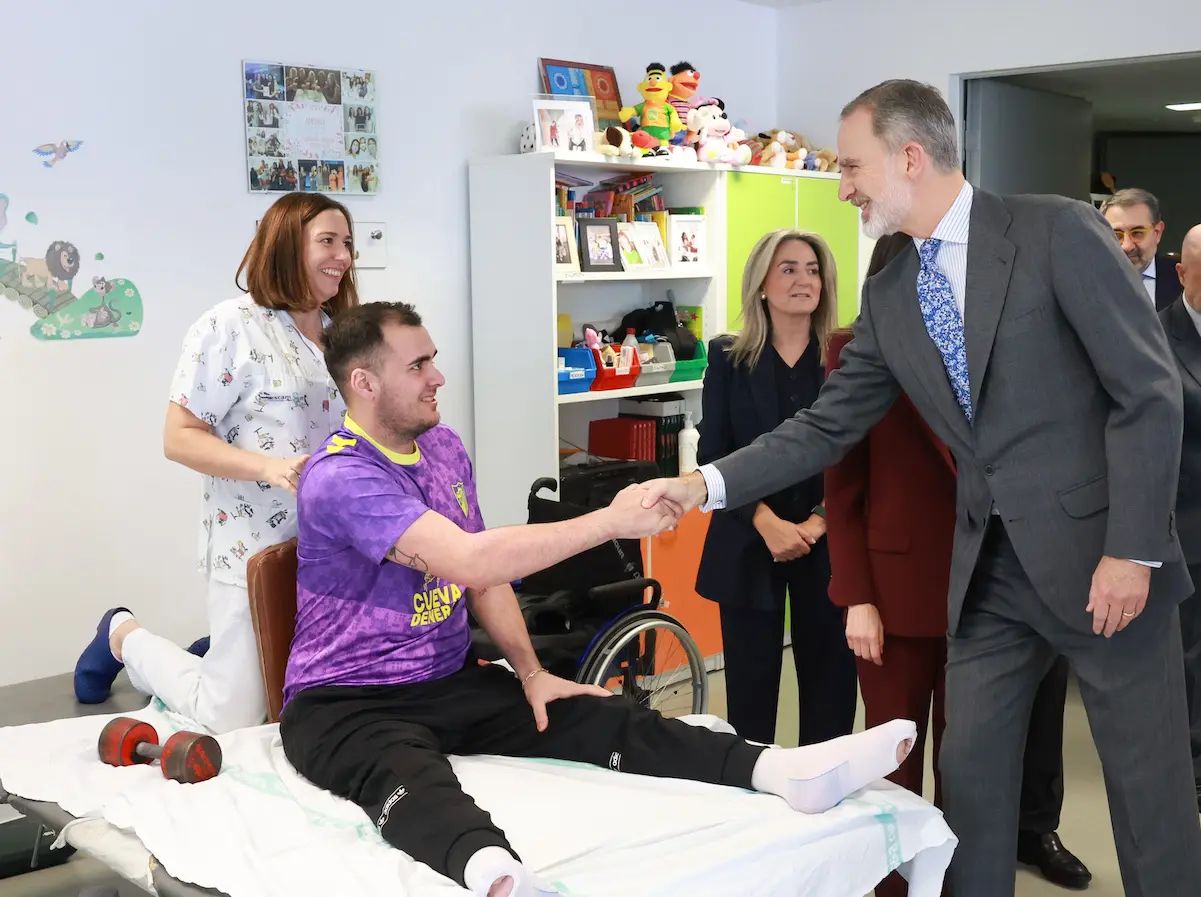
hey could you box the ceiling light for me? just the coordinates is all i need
[1166,102,1201,111]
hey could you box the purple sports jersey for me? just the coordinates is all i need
[282,418,484,706]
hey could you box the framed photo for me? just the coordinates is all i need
[669,214,707,266]
[553,216,579,273]
[243,59,381,195]
[533,97,595,153]
[633,221,668,269]
[616,223,646,269]
[538,58,623,130]
[577,218,624,273]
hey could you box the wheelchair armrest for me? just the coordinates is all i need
[587,577,661,610]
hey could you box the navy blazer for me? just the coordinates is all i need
[694,334,828,611]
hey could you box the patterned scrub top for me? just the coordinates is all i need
[168,297,347,587]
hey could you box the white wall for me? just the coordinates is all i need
[777,0,1201,149]
[0,0,780,687]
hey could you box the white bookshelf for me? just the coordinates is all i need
[467,151,866,528]
[468,151,728,527]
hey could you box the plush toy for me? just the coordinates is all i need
[594,125,640,159]
[755,130,808,169]
[619,63,687,156]
[814,148,840,173]
[689,102,752,165]
[667,62,713,144]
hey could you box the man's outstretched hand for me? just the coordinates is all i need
[638,471,710,516]
[602,482,684,538]
[523,670,610,732]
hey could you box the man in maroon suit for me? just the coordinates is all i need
[824,234,1090,895]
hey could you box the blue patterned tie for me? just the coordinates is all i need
[917,238,972,422]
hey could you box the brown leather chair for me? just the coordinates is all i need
[246,538,298,724]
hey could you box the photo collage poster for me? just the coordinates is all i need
[243,60,380,195]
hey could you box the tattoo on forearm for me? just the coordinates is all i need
[386,545,428,572]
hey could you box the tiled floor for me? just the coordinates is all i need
[1,651,1135,896]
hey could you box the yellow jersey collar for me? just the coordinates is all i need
[343,415,421,465]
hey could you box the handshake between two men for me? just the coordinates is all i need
[603,473,708,538]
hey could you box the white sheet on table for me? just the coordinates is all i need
[0,702,956,897]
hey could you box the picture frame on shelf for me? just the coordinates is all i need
[553,216,579,274]
[532,96,596,153]
[577,218,624,273]
[616,223,646,269]
[669,214,707,266]
[537,58,623,130]
[633,221,669,269]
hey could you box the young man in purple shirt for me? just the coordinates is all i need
[280,302,919,897]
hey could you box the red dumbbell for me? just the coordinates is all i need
[97,716,222,784]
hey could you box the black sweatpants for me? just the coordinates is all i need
[280,657,764,889]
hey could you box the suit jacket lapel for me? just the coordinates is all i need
[891,250,974,444]
[964,192,1016,415]
[1169,299,1201,389]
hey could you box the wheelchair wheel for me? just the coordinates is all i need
[576,609,708,718]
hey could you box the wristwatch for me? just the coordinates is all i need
[811,504,826,519]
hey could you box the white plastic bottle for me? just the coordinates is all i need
[678,411,700,474]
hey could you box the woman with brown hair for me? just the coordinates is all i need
[825,234,1089,894]
[74,192,360,734]
[695,228,858,746]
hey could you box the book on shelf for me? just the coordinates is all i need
[617,394,689,477]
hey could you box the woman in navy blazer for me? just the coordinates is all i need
[695,228,857,746]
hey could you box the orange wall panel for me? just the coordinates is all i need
[645,509,723,660]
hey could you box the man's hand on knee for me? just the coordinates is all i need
[521,669,610,732]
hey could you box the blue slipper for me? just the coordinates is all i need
[73,607,131,704]
[187,636,211,657]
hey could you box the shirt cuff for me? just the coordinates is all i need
[698,463,726,512]
[1127,559,1163,568]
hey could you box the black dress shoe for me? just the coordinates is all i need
[1017,831,1092,890]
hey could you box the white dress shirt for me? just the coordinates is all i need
[1140,258,1157,307]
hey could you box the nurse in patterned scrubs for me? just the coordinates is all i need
[73,192,360,733]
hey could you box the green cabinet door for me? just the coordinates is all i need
[796,177,861,326]
[725,170,798,332]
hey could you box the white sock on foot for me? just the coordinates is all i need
[464,846,521,897]
[108,612,135,661]
[750,719,918,814]
[463,846,560,897]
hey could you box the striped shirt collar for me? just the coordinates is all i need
[913,180,974,250]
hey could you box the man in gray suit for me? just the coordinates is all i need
[643,80,1201,897]
[1162,223,1201,810]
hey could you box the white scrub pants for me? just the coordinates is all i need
[123,578,267,734]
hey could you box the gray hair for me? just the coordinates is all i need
[841,79,959,173]
[1100,188,1161,223]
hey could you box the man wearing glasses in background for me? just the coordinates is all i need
[1102,188,1184,311]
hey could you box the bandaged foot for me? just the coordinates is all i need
[750,719,918,814]
[464,846,560,897]
[73,607,133,704]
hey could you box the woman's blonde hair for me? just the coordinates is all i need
[727,229,839,369]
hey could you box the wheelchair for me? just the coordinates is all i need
[469,478,709,718]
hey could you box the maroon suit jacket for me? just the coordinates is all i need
[823,331,957,638]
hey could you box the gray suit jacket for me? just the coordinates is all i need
[1160,297,1201,566]
[714,189,1191,635]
